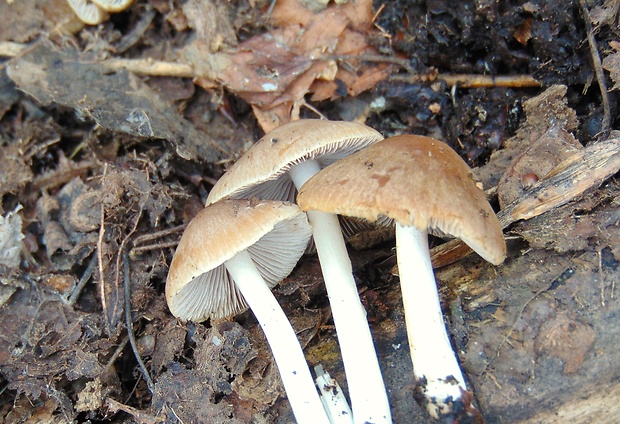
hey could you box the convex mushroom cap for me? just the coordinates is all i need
[297,134,506,264]
[166,199,312,322]
[207,119,384,204]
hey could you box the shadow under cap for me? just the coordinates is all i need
[165,199,312,322]
[297,134,506,265]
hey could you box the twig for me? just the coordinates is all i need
[67,253,98,305]
[129,241,180,259]
[123,251,155,394]
[98,164,112,337]
[390,73,541,88]
[129,223,187,259]
[102,58,194,78]
[301,100,328,120]
[113,206,143,330]
[265,0,278,21]
[167,404,185,424]
[103,336,129,375]
[107,398,161,424]
[580,0,612,138]
[132,224,187,246]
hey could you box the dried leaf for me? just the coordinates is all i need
[0,206,24,269]
[190,0,389,128]
[602,50,620,91]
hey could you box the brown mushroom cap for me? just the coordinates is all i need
[206,119,384,204]
[166,199,312,322]
[297,135,506,265]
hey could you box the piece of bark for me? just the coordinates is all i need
[7,41,228,163]
[427,138,620,268]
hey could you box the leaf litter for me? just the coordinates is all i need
[1,0,620,423]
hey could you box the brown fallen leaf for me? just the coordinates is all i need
[602,49,620,91]
[189,0,390,131]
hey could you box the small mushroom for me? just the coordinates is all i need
[166,199,330,424]
[207,120,391,423]
[297,135,506,420]
[66,0,108,25]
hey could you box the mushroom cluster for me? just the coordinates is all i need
[206,120,391,424]
[165,121,506,423]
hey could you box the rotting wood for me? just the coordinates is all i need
[427,138,620,269]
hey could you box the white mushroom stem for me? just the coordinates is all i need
[395,223,468,419]
[290,160,391,424]
[225,250,330,424]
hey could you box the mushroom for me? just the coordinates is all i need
[66,0,108,25]
[166,199,330,424]
[207,120,391,423]
[297,135,506,420]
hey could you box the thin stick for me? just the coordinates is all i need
[103,58,194,78]
[129,241,180,259]
[67,253,98,305]
[106,398,159,424]
[113,207,143,328]
[98,164,112,337]
[103,336,129,375]
[390,73,541,88]
[579,0,612,138]
[123,251,155,394]
[132,224,187,246]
